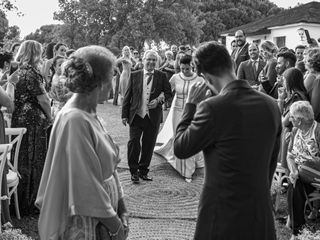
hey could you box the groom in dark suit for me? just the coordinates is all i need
[122,50,172,184]
[174,41,281,240]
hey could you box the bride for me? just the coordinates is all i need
[154,55,204,182]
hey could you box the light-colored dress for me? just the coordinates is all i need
[154,73,204,178]
[36,108,123,240]
[119,58,132,104]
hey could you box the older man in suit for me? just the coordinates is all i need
[231,30,250,73]
[174,41,281,240]
[237,43,266,87]
[122,50,172,184]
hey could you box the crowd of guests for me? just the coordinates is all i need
[0,31,319,239]
[231,30,320,240]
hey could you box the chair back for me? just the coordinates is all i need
[0,143,13,232]
[0,144,12,194]
[5,128,27,172]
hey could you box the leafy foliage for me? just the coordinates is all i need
[24,0,282,49]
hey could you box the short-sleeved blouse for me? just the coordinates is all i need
[289,121,320,165]
[11,64,48,126]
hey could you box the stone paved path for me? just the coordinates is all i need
[98,102,204,240]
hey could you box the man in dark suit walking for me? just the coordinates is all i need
[174,41,281,240]
[231,30,250,73]
[122,50,172,184]
[237,43,266,87]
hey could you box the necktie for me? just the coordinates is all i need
[252,61,257,79]
[146,72,153,85]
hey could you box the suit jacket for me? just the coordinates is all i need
[237,59,266,85]
[121,69,172,126]
[174,80,281,240]
[260,59,278,98]
[231,42,250,73]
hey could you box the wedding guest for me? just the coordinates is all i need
[304,48,320,122]
[49,56,72,120]
[237,43,265,86]
[117,46,133,105]
[303,48,320,93]
[277,68,309,171]
[259,40,278,96]
[10,42,20,59]
[10,40,52,216]
[286,101,320,240]
[0,52,13,86]
[36,45,129,240]
[155,55,204,182]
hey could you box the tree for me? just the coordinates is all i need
[4,25,20,40]
[53,0,281,49]
[0,10,8,41]
[198,0,282,41]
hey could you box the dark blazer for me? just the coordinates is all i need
[174,80,281,240]
[237,59,266,85]
[232,42,250,73]
[121,69,172,126]
[260,59,278,98]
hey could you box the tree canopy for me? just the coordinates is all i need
[26,0,283,49]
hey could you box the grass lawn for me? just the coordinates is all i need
[4,102,320,239]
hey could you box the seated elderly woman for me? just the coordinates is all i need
[36,46,129,240]
[287,100,320,240]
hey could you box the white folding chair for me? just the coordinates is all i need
[5,128,27,220]
[0,144,13,232]
[273,163,288,211]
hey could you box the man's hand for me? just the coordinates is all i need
[289,170,299,186]
[120,213,129,238]
[157,92,165,104]
[147,99,158,109]
[278,86,286,100]
[122,118,128,126]
[186,81,209,105]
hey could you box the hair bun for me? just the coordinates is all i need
[63,56,96,93]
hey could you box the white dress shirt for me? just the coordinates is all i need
[137,70,154,118]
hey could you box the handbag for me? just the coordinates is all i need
[298,161,320,184]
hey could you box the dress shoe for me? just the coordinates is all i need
[131,173,140,184]
[138,173,153,181]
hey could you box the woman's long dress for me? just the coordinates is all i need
[154,73,204,178]
[36,109,123,240]
[11,64,49,216]
[118,59,132,104]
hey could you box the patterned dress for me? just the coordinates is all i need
[154,73,204,178]
[11,64,49,216]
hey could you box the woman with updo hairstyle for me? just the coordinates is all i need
[304,48,320,122]
[36,46,129,240]
[259,40,278,95]
[155,54,204,183]
[9,40,52,216]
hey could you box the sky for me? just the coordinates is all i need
[4,0,320,38]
